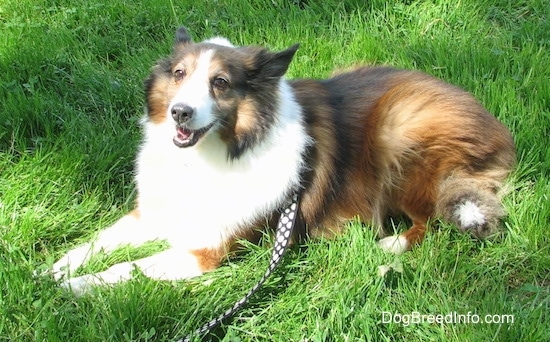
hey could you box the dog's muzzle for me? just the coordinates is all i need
[170,103,215,148]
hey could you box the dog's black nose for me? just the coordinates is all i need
[171,103,194,123]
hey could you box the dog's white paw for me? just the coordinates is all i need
[378,235,410,255]
[61,274,100,296]
[52,244,93,281]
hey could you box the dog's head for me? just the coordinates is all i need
[144,27,299,158]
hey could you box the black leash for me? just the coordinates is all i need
[178,192,301,342]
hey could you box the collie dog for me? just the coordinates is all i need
[53,27,515,294]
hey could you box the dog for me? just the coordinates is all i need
[53,27,515,294]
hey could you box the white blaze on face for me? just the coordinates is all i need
[168,49,216,130]
[204,37,234,47]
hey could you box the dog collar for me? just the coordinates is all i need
[179,191,301,341]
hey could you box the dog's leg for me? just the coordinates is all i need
[378,220,428,254]
[61,247,214,295]
[378,172,434,254]
[52,210,158,280]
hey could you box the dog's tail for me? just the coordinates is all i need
[435,172,510,238]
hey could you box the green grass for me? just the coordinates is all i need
[1,0,549,341]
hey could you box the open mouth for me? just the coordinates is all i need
[173,121,216,148]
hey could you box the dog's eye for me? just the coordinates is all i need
[212,77,229,91]
[174,69,186,82]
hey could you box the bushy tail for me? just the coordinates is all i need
[436,175,509,238]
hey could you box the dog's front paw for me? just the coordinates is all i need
[52,244,92,281]
[61,274,100,296]
[52,261,69,281]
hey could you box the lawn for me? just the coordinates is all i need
[0,0,548,341]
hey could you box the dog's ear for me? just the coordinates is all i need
[175,27,193,47]
[251,44,300,80]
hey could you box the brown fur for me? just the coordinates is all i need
[292,67,515,245]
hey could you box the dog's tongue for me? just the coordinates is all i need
[176,127,193,142]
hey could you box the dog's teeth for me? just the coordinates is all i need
[176,128,193,141]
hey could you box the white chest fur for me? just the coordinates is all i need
[135,100,308,249]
